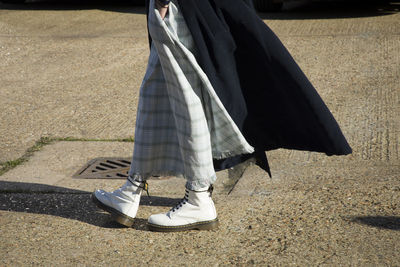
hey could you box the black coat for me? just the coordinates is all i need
[146,0,352,175]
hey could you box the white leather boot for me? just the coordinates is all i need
[92,179,147,227]
[147,186,218,232]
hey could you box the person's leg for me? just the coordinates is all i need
[144,0,219,231]
[91,41,164,227]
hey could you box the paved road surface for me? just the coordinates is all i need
[0,0,399,265]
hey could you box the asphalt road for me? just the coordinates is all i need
[1,0,399,163]
[0,0,399,265]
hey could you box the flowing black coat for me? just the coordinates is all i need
[145,0,352,175]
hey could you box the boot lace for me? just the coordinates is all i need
[171,189,189,212]
[169,185,214,213]
[127,177,150,197]
[137,181,150,197]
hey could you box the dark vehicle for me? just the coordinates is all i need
[253,0,285,11]
[1,0,25,3]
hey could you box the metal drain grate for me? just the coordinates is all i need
[73,157,131,179]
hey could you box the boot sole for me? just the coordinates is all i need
[147,218,219,232]
[91,193,135,227]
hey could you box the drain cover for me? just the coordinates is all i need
[73,157,131,179]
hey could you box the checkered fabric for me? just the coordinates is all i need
[128,0,254,190]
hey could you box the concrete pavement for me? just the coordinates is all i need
[1,0,399,265]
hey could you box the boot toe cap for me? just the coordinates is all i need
[148,213,170,225]
[94,189,108,202]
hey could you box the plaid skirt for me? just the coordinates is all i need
[128,0,254,190]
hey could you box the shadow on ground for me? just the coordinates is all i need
[1,0,399,18]
[351,216,400,231]
[0,181,180,230]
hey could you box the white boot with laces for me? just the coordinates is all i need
[92,179,148,227]
[148,185,218,232]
